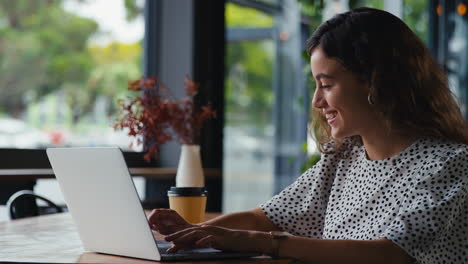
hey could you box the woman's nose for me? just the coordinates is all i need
[312,89,325,109]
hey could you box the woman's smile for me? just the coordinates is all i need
[324,111,338,125]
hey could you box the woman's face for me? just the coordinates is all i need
[310,47,378,139]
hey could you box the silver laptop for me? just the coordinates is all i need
[46,147,259,261]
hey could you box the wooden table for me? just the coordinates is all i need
[0,213,294,263]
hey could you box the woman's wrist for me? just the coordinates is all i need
[240,231,264,254]
[247,231,279,255]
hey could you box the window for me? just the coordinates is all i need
[0,0,144,153]
[0,0,146,218]
[403,0,429,43]
[0,0,153,170]
[224,2,276,212]
[224,0,308,212]
[441,1,468,118]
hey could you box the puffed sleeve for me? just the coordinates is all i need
[382,148,468,264]
[260,152,339,238]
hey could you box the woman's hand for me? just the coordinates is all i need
[147,209,194,235]
[164,225,264,253]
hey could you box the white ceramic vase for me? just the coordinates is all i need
[176,144,204,187]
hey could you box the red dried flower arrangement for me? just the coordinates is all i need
[114,76,216,161]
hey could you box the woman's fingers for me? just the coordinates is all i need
[167,244,184,253]
[148,208,165,220]
[164,225,213,241]
[164,226,231,252]
[148,209,178,222]
[151,224,159,232]
[148,209,193,234]
[165,227,201,242]
[175,230,204,244]
[165,230,208,252]
[195,235,216,248]
[165,227,250,253]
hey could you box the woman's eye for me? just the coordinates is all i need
[320,85,331,89]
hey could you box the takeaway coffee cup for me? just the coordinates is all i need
[167,187,208,224]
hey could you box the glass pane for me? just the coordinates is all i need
[446,9,468,117]
[253,0,281,7]
[0,0,144,213]
[349,0,384,9]
[224,3,275,212]
[0,0,144,151]
[226,2,274,27]
[403,0,428,43]
[224,39,275,212]
[350,1,428,44]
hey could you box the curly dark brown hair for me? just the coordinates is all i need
[307,7,468,153]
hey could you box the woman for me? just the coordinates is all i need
[148,8,468,264]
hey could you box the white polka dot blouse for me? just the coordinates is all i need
[261,137,468,264]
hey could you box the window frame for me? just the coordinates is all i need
[0,1,157,169]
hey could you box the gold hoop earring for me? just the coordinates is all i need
[368,94,374,105]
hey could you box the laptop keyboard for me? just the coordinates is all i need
[156,241,222,256]
[155,240,261,260]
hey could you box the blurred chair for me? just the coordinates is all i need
[6,190,64,220]
[0,181,36,205]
